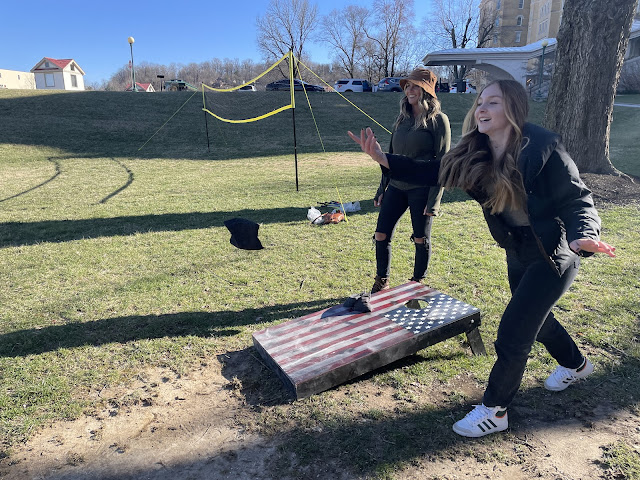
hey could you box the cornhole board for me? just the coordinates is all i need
[252,282,485,400]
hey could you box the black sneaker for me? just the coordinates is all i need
[371,276,389,294]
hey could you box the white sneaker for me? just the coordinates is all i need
[544,358,594,391]
[452,404,508,438]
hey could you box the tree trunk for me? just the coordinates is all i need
[544,0,639,174]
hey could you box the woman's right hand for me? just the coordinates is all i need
[347,128,389,168]
[374,194,383,207]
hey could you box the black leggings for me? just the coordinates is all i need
[375,185,433,280]
[483,228,584,407]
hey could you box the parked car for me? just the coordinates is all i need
[333,78,372,92]
[377,77,403,92]
[449,83,477,94]
[238,84,256,92]
[265,79,324,91]
[435,81,450,93]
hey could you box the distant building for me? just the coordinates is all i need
[30,57,85,91]
[0,69,36,89]
[424,0,640,92]
[481,0,533,47]
[125,82,156,92]
[528,0,564,43]
[482,0,640,48]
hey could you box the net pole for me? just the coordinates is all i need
[289,51,299,192]
[204,109,211,153]
[202,86,211,152]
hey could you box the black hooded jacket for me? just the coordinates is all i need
[382,123,601,276]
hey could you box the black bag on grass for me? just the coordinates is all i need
[223,218,264,250]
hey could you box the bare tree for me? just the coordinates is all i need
[544,0,639,174]
[365,0,415,78]
[105,66,131,91]
[423,0,494,88]
[256,0,319,78]
[322,5,370,78]
[477,1,497,48]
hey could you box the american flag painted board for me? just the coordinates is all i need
[252,282,482,399]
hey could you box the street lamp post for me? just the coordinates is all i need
[128,36,138,92]
[537,39,549,100]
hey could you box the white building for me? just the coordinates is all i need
[0,69,36,89]
[30,57,85,91]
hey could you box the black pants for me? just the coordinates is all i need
[375,185,433,280]
[483,227,584,407]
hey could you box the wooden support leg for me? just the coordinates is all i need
[466,328,486,356]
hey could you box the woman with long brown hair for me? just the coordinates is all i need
[348,79,615,437]
[370,68,450,294]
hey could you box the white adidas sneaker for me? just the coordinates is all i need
[453,404,508,438]
[544,358,594,391]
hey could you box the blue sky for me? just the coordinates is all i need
[1,0,433,85]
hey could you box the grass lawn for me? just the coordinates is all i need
[0,88,639,477]
[615,93,640,104]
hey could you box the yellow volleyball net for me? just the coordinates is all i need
[139,50,392,193]
[200,51,390,135]
[201,52,295,124]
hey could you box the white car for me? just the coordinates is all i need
[333,79,372,92]
[449,84,477,94]
[238,84,257,92]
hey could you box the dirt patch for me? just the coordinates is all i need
[582,172,640,207]
[2,356,639,480]
[0,363,276,480]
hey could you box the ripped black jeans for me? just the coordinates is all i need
[374,185,433,280]
[482,227,584,408]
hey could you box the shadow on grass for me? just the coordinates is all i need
[0,157,62,204]
[0,192,471,248]
[218,346,469,406]
[0,208,308,248]
[0,297,342,358]
[0,90,399,161]
[0,155,136,206]
[98,158,135,204]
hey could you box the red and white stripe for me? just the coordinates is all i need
[253,282,435,386]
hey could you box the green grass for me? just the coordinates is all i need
[600,441,640,480]
[615,93,640,104]
[611,97,640,176]
[0,89,639,478]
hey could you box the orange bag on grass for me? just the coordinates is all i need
[321,212,344,224]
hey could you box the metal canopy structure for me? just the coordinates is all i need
[422,39,558,86]
[423,21,640,86]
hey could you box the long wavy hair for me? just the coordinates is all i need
[438,79,529,214]
[393,84,441,131]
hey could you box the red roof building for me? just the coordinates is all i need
[125,82,155,92]
[30,57,85,90]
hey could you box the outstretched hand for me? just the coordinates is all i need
[347,128,389,168]
[569,239,616,258]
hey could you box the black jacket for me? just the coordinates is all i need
[383,123,601,276]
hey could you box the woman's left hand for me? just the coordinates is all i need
[569,239,616,258]
[347,128,389,168]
